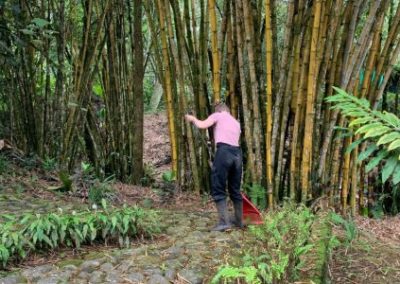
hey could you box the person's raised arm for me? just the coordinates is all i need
[185,114,216,129]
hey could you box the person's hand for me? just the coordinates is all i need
[185,114,195,123]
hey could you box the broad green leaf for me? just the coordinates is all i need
[388,139,400,151]
[392,164,400,185]
[377,132,400,146]
[366,150,388,173]
[355,123,383,135]
[382,156,398,183]
[364,126,391,138]
[346,111,367,117]
[42,234,53,248]
[357,144,378,163]
[31,18,50,28]
[383,111,400,128]
[349,117,373,127]
[111,216,117,229]
[82,225,88,239]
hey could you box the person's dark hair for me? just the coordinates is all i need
[214,102,230,113]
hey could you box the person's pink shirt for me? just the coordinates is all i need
[193,111,241,146]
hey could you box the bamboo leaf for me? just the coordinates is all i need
[388,139,400,151]
[382,156,398,184]
[377,132,400,146]
[357,144,378,163]
[365,150,388,173]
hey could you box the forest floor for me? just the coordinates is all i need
[0,112,400,283]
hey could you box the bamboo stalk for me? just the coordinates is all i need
[241,0,262,182]
[157,0,178,176]
[265,0,274,207]
[208,0,220,102]
[235,1,257,184]
[301,0,322,202]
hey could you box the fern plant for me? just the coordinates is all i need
[326,86,400,186]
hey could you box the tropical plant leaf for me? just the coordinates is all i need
[392,164,400,185]
[355,123,383,135]
[357,144,378,163]
[364,126,391,138]
[346,138,365,154]
[383,111,400,128]
[349,117,374,127]
[365,150,388,173]
[388,139,400,151]
[31,18,50,28]
[377,132,400,146]
[382,156,398,184]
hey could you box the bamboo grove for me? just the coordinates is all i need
[1,0,400,215]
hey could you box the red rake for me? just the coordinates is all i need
[241,193,263,225]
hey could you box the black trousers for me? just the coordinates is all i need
[211,143,243,203]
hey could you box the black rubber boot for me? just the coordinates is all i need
[230,201,243,228]
[211,200,231,232]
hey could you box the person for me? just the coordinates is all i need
[185,102,243,231]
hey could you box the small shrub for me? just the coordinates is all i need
[88,182,117,205]
[162,170,175,182]
[245,183,267,210]
[213,203,315,283]
[330,212,358,248]
[42,156,57,171]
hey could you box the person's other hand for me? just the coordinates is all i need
[185,114,195,123]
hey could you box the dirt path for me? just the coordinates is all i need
[330,217,400,284]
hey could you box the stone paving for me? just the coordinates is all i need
[0,207,250,284]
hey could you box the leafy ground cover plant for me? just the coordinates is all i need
[0,201,160,268]
[212,203,315,283]
[212,206,353,283]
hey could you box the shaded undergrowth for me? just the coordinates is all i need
[0,201,160,269]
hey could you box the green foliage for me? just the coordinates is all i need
[42,156,57,172]
[327,87,400,186]
[58,171,73,192]
[329,212,358,248]
[212,265,260,284]
[81,161,94,176]
[0,203,160,268]
[161,170,175,182]
[88,182,118,205]
[212,204,315,283]
[245,184,267,210]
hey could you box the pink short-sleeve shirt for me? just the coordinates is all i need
[208,112,241,146]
